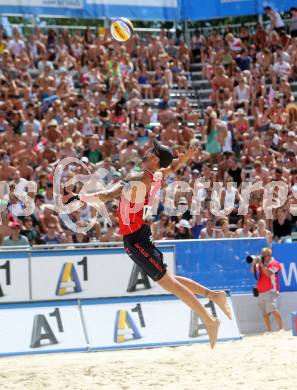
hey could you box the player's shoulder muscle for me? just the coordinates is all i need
[125,171,151,190]
[125,172,145,182]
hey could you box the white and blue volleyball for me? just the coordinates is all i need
[110,17,134,42]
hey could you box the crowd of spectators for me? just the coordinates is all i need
[0,8,297,246]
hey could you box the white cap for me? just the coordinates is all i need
[178,197,188,205]
[48,119,58,127]
[176,219,191,229]
[81,156,89,163]
[288,131,295,137]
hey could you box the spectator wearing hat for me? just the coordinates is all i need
[284,131,297,154]
[111,171,122,183]
[176,196,192,221]
[1,221,30,246]
[46,119,61,143]
[175,219,193,240]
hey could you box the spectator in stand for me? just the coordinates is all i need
[200,219,221,239]
[41,223,61,245]
[273,208,292,241]
[236,49,252,72]
[151,213,172,240]
[1,220,30,246]
[290,7,297,37]
[235,218,253,238]
[1,22,297,244]
[271,53,292,89]
[205,112,221,167]
[83,135,103,164]
[227,155,245,187]
[218,218,234,238]
[253,219,273,244]
[174,219,193,240]
[233,77,251,113]
[21,216,42,245]
[264,6,285,33]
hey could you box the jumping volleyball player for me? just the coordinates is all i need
[81,140,232,348]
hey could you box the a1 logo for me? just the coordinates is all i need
[0,260,11,297]
[30,308,64,348]
[55,257,88,296]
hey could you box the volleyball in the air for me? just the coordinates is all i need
[110,17,134,42]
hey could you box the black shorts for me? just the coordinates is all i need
[123,224,167,282]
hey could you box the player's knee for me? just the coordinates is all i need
[158,274,178,293]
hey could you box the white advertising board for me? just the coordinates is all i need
[30,247,175,301]
[82,295,241,350]
[0,294,240,356]
[0,302,87,356]
[0,251,30,302]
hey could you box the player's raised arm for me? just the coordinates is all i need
[79,181,125,203]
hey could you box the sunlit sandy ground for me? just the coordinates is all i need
[0,330,296,390]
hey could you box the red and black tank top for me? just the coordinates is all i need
[118,169,161,236]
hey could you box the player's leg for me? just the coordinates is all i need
[124,226,220,348]
[272,310,283,330]
[174,275,232,320]
[263,313,272,331]
[158,272,220,348]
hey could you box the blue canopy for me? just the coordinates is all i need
[0,0,296,21]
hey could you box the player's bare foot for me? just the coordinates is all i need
[206,318,220,349]
[213,291,232,320]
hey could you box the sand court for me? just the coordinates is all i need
[0,331,296,390]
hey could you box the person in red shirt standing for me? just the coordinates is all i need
[252,247,283,331]
[82,139,232,348]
